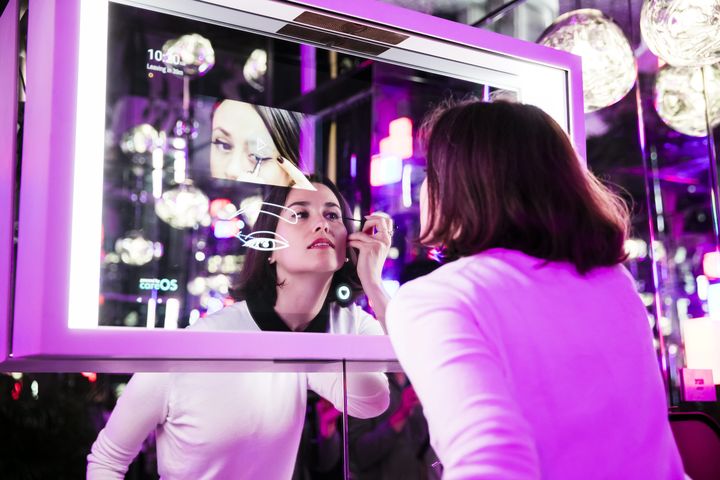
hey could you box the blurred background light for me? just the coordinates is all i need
[640,0,720,67]
[114,231,157,266]
[162,33,216,76]
[703,251,720,279]
[539,9,636,112]
[654,62,720,137]
[155,184,210,229]
[243,48,268,91]
[120,123,162,155]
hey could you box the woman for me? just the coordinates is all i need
[88,177,392,479]
[210,99,313,189]
[386,100,684,479]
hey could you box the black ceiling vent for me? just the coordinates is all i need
[276,11,409,55]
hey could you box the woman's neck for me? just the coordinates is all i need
[273,272,333,331]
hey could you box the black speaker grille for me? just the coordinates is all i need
[292,11,408,45]
[277,24,391,56]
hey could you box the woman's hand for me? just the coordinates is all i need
[347,213,393,290]
[348,213,393,331]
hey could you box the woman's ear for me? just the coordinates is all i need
[268,256,276,264]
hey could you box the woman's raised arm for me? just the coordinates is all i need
[87,373,171,479]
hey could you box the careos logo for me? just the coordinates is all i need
[139,278,179,292]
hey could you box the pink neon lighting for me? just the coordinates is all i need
[210,198,232,219]
[380,117,413,160]
[81,372,98,383]
[683,317,720,385]
[214,219,242,239]
[703,252,720,279]
[371,154,403,186]
[12,381,21,400]
[372,117,414,186]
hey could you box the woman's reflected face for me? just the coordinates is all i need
[271,183,348,277]
[210,100,291,186]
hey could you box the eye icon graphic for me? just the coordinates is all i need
[238,231,290,251]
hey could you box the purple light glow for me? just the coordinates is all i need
[380,117,414,160]
[350,153,357,179]
[214,220,241,239]
[300,44,316,174]
[370,154,403,186]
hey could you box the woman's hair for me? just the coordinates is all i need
[254,104,304,170]
[419,99,629,274]
[232,175,362,305]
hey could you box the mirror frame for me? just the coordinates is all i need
[2,0,583,371]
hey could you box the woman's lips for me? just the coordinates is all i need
[308,238,335,249]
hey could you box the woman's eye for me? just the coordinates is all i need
[295,211,309,219]
[325,212,341,221]
[212,139,233,152]
[249,153,272,164]
[240,231,289,252]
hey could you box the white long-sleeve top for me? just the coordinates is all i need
[387,248,684,480]
[87,301,389,480]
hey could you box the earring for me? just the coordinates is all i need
[345,257,349,263]
[268,257,275,264]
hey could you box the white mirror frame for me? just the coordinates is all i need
[3,0,584,371]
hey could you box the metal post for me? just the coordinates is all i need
[342,359,350,480]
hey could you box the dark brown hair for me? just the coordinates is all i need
[254,104,303,170]
[419,99,629,274]
[232,176,362,305]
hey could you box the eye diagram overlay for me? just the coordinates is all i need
[230,201,298,252]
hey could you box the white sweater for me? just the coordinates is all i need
[387,248,684,480]
[87,301,389,479]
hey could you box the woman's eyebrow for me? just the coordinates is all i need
[212,127,231,136]
[286,201,310,209]
[286,201,341,210]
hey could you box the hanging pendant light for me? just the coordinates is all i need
[115,231,159,266]
[640,0,720,67]
[120,124,163,156]
[243,49,268,92]
[538,9,637,112]
[155,182,210,229]
[654,62,720,137]
[162,33,216,77]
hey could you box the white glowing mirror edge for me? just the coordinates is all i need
[66,0,575,330]
[68,0,108,328]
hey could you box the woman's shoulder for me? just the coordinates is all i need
[187,301,261,332]
[391,250,538,306]
[329,302,384,335]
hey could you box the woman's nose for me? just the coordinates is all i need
[314,217,330,233]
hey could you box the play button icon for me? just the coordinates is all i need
[256,137,267,153]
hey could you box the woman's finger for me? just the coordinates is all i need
[349,231,390,246]
[348,239,383,251]
[361,218,394,239]
[277,157,316,190]
[360,217,383,235]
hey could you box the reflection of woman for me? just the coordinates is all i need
[210,99,312,189]
[387,101,684,479]
[87,176,393,479]
[235,176,393,333]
